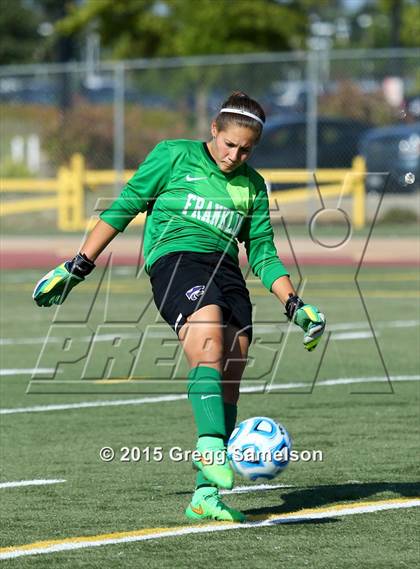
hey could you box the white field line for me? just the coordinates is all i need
[0,368,56,376]
[0,479,65,489]
[1,319,419,346]
[263,375,420,392]
[0,394,188,415]
[1,375,419,416]
[331,331,374,341]
[0,498,419,561]
[327,319,419,331]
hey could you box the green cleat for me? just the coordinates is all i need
[192,436,234,490]
[185,487,246,523]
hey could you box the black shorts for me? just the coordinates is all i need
[149,251,253,341]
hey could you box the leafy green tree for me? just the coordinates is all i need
[56,0,308,135]
[290,0,420,49]
[395,0,420,47]
[0,0,82,65]
[348,0,420,49]
[0,1,42,64]
[57,0,308,57]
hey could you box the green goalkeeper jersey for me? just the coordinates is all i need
[100,139,288,291]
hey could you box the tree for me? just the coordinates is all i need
[347,0,420,49]
[0,1,42,64]
[57,0,308,58]
[289,0,420,49]
[56,0,309,136]
[0,0,83,66]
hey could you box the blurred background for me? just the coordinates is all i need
[1,0,419,234]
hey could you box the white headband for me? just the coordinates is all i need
[219,107,265,127]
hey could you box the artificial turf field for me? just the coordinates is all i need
[0,263,419,567]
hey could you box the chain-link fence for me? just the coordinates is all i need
[1,49,418,170]
[1,48,419,231]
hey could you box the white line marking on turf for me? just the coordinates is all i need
[0,368,56,376]
[1,319,419,346]
[1,375,419,414]
[256,375,420,392]
[0,479,65,489]
[1,375,419,415]
[331,331,374,341]
[221,483,294,495]
[330,319,420,331]
[0,498,418,560]
[0,394,188,415]
[242,320,420,335]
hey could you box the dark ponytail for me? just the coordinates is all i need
[215,91,266,139]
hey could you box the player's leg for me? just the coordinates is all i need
[181,309,249,440]
[179,303,224,371]
[185,320,248,522]
[190,325,249,476]
[222,324,249,406]
[149,253,247,520]
[221,324,249,472]
[179,304,234,490]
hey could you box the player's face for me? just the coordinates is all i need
[209,122,259,173]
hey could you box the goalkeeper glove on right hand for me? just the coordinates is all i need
[285,294,326,352]
[33,253,95,307]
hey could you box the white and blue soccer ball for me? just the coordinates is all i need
[227,416,292,481]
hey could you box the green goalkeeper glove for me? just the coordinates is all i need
[33,253,95,307]
[285,294,326,352]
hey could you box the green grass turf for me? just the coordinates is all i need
[0,265,419,567]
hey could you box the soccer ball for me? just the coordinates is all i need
[227,416,292,481]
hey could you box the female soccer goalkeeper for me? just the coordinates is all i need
[33,91,326,523]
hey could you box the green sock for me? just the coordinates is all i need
[195,402,238,489]
[187,366,226,438]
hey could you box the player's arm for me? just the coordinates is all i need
[239,181,325,351]
[80,219,119,261]
[238,188,289,291]
[33,142,172,307]
[271,274,295,303]
[32,220,118,307]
